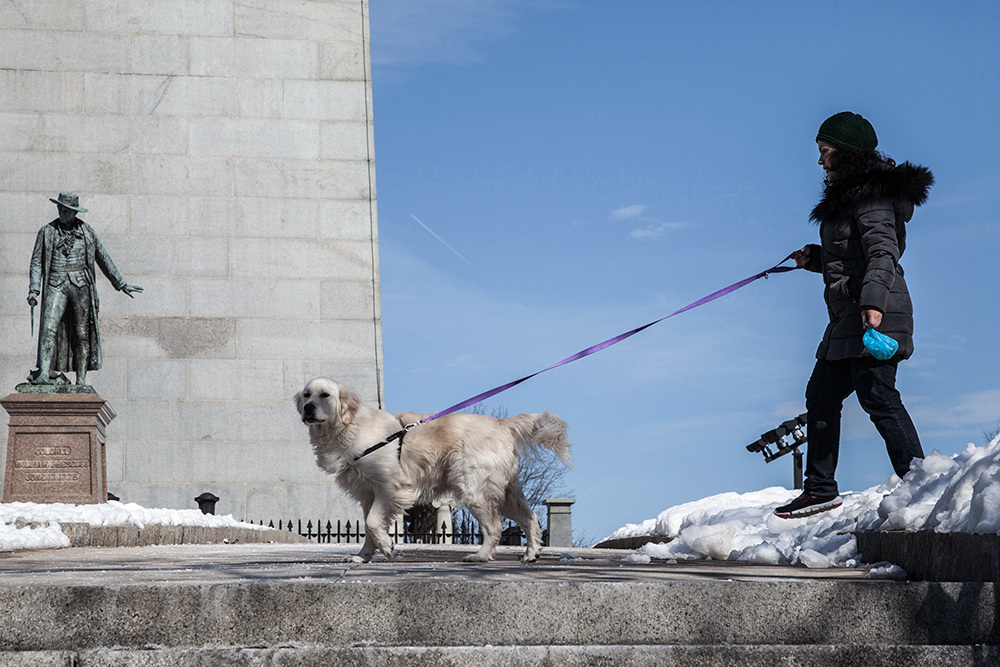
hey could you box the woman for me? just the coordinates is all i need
[775,111,933,519]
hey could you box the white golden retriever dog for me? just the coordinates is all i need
[294,377,573,563]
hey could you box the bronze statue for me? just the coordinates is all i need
[26,193,143,387]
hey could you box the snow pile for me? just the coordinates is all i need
[607,435,1000,569]
[626,484,887,569]
[861,438,1000,533]
[0,500,267,552]
[0,521,71,551]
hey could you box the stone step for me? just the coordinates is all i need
[0,544,996,657]
[4,579,996,649]
[1,644,997,667]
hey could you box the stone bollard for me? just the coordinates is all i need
[543,498,575,548]
[434,500,453,544]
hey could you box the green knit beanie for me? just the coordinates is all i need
[816,111,878,152]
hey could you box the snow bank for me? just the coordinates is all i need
[0,522,71,551]
[861,436,1000,533]
[628,484,885,569]
[608,435,1000,569]
[0,500,267,552]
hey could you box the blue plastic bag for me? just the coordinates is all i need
[863,328,898,360]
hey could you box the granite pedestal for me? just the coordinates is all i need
[2,392,115,505]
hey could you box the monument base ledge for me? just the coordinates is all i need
[856,529,1000,581]
[2,391,114,505]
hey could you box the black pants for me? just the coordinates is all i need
[804,356,923,496]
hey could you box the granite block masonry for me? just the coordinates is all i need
[0,0,382,523]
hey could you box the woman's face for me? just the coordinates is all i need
[817,141,837,180]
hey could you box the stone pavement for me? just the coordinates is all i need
[0,541,872,586]
[0,543,997,665]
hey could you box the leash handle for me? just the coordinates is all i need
[420,254,798,424]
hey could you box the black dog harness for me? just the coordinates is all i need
[353,422,418,462]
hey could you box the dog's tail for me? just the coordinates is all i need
[507,411,574,471]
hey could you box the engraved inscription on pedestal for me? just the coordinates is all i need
[2,393,115,504]
[13,434,93,490]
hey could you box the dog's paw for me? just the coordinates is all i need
[344,555,369,564]
[462,553,493,563]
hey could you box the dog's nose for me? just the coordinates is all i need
[303,403,315,415]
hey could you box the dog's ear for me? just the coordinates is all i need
[292,390,304,415]
[338,387,362,425]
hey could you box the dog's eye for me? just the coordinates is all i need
[302,391,310,398]
[320,392,330,399]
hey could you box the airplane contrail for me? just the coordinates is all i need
[409,213,476,267]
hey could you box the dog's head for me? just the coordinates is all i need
[294,377,361,427]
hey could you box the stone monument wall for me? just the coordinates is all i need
[0,0,382,522]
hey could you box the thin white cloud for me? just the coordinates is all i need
[772,400,807,422]
[629,222,688,240]
[370,1,569,72]
[612,204,647,220]
[911,389,1000,431]
[444,353,485,372]
[773,388,1000,445]
[610,204,687,239]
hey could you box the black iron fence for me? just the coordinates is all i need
[250,515,525,546]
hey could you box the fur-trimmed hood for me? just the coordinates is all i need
[810,162,933,223]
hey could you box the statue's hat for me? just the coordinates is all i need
[50,192,87,213]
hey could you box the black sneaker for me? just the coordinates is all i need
[774,492,843,519]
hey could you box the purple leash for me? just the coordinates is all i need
[355,254,797,460]
[418,254,798,424]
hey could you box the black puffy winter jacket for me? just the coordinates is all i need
[804,161,933,361]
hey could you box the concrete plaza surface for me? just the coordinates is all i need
[0,543,997,665]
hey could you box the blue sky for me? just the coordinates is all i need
[368,1,1000,542]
